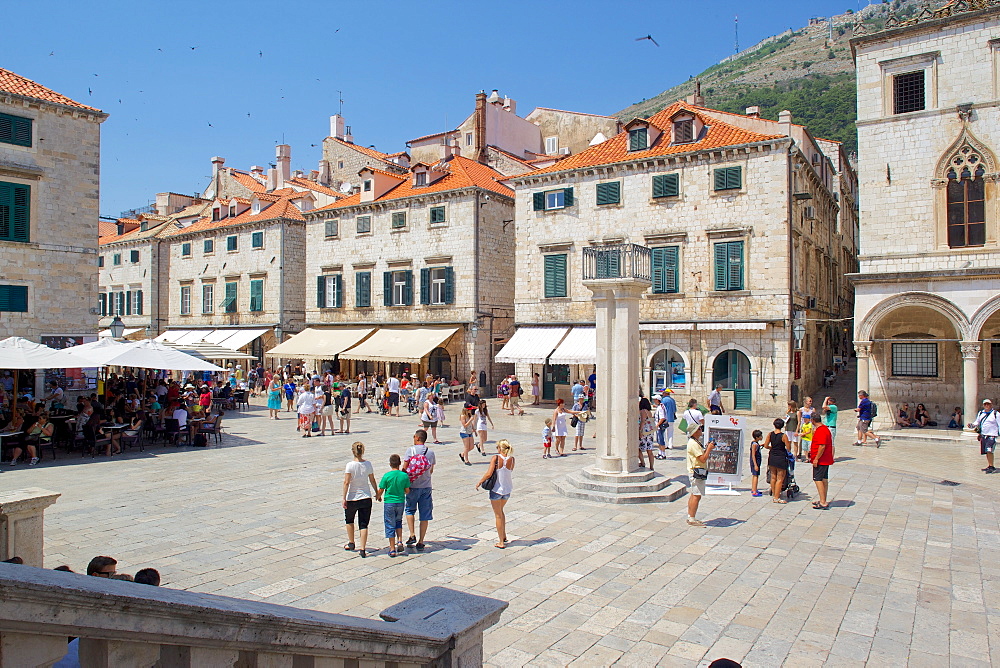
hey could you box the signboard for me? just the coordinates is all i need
[670,361,686,389]
[42,336,98,391]
[794,351,802,380]
[704,414,746,489]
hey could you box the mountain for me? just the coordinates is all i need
[616,0,927,154]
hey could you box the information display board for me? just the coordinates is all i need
[704,414,746,488]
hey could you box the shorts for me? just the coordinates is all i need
[543,440,551,448]
[857,419,871,432]
[981,435,996,455]
[387,392,399,407]
[404,486,433,520]
[656,426,666,447]
[383,503,404,537]
[489,491,510,501]
[749,451,762,476]
[459,432,471,439]
[812,464,830,481]
[689,477,706,496]
[787,431,800,443]
[321,405,335,417]
[344,498,372,529]
[422,419,438,428]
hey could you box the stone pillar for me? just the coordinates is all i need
[583,278,648,474]
[0,488,60,567]
[0,631,68,667]
[854,341,872,395]
[961,342,982,429]
[79,639,161,667]
[34,369,45,406]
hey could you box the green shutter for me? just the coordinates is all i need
[99,293,107,317]
[596,182,620,206]
[0,182,30,242]
[420,268,431,305]
[430,206,445,223]
[403,270,413,306]
[532,192,545,211]
[224,281,238,313]
[317,275,326,308]
[250,279,264,311]
[728,241,744,290]
[444,266,455,304]
[544,254,567,298]
[713,168,728,191]
[727,166,743,190]
[356,271,371,307]
[714,243,729,290]
[562,187,574,207]
[252,231,263,248]
[651,247,678,293]
[125,290,132,316]
[135,290,144,315]
[383,271,393,306]
[629,128,647,151]
[0,113,32,147]
[596,249,620,278]
[0,285,28,312]
[652,173,679,198]
[334,275,343,308]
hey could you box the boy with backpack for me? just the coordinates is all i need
[402,429,435,551]
[969,399,1000,474]
[378,454,410,557]
[854,390,881,447]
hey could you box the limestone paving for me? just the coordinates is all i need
[2,399,998,667]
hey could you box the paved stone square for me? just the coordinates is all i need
[3,399,997,667]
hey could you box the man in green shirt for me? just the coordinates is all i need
[379,454,410,557]
[822,397,838,445]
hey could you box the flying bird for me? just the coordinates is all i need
[247,112,251,118]
[48,51,54,56]
[635,34,660,46]
[93,73,99,77]
[208,122,213,127]
[88,87,92,95]
[157,48,162,52]
[190,46,198,50]
[258,50,263,58]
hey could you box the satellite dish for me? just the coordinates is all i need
[339,182,353,194]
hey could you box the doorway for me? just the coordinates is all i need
[712,350,752,410]
[543,363,569,401]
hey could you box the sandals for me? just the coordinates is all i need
[344,543,355,551]
[812,502,830,510]
[495,542,506,549]
[389,550,397,557]
[773,499,787,504]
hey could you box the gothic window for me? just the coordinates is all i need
[946,145,986,248]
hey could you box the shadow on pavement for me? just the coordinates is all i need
[827,499,855,508]
[704,517,745,528]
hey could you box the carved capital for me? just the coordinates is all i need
[960,341,982,359]
[930,178,948,189]
[854,341,873,358]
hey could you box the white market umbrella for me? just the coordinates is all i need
[92,339,225,371]
[47,338,129,367]
[0,336,85,369]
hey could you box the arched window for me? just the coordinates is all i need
[946,148,986,248]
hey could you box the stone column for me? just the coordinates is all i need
[0,488,60,567]
[34,369,45,406]
[961,342,982,429]
[583,278,649,474]
[854,341,872,396]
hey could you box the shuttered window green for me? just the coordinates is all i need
[713,166,743,191]
[562,187,574,207]
[0,285,28,312]
[223,281,238,313]
[543,254,567,298]
[383,271,393,306]
[628,128,648,151]
[713,241,745,291]
[402,271,413,306]
[251,231,264,248]
[0,181,30,243]
[651,247,679,294]
[443,266,454,304]
[316,275,326,308]
[99,293,107,317]
[134,290,144,315]
[594,249,621,278]
[532,192,545,211]
[652,173,680,198]
[226,235,238,251]
[204,239,214,254]
[0,113,32,148]
[249,279,264,311]
[391,212,406,229]
[430,206,446,224]
[420,268,431,305]
[596,182,621,206]
[356,271,371,307]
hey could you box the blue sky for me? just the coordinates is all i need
[2,0,867,217]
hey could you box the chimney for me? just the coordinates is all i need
[745,106,761,118]
[275,144,291,188]
[211,156,225,175]
[318,159,332,185]
[475,91,488,164]
[778,109,793,124]
[502,95,516,114]
[155,192,170,216]
[330,114,346,140]
[250,165,265,176]
[487,89,501,104]
[344,126,354,144]
[451,138,461,158]
[685,79,705,106]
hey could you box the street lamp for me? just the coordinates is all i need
[109,316,125,340]
[793,322,806,349]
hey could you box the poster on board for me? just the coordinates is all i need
[704,414,746,489]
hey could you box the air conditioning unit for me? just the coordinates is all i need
[558,147,571,155]
[804,206,816,220]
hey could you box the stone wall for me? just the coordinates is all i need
[321,139,401,190]
[98,237,162,336]
[525,108,621,156]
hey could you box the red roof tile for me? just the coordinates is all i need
[0,68,102,113]
[228,170,267,193]
[328,137,395,162]
[166,193,305,237]
[287,177,340,197]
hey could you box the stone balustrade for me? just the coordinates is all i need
[0,562,506,667]
[0,487,60,568]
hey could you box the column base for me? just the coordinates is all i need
[553,466,687,504]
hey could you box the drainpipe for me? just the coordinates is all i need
[473,189,481,386]
[787,143,796,403]
[277,221,285,352]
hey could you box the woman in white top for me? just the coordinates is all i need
[296,388,316,438]
[458,407,476,465]
[476,439,515,549]
[531,373,540,405]
[343,441,378,558]
[550,399,580,457]
[475,400,495,456]
[355,374,369,414]
[682,399,704,432]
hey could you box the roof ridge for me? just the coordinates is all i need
[0,67,102,113]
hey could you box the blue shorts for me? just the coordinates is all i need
[383,503,404,538]
[749,450,762,476]
[404,486,433,521]
[656,426,666,447]
[489,491,510,501]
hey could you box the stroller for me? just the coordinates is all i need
[766,451,800,499]
[378,390,390,415]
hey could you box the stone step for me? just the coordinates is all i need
[553,476,688,504]
[565,469,673,494]
[879,429,971,445]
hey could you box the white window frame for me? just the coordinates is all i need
[363,179,372,192]
[466,133,473,146]
[392,271,408,306]
[324,275,340,308]
[430,267,447,305]
[545,190,565,210]
[180,285,192,315]
[545,136,559,155]
[202,283,214,314]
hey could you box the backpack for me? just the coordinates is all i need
[406,446,431,483]
[869,402,878,418]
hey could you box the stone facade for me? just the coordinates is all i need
[851,5,1000,424]
[525,107,622,156]
[0,74,107,343]
[97,221,170,337]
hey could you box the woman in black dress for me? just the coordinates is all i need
[763,418,791,503]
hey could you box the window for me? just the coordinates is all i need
[222,281,238,313]
[383,270,413,306]
[892,342,938,377]
[229,205,236,218]
[212,209,221,222]
[466,133,473,146]
[249,278,264,311]
[421,267,454,305]
[713,241,745,291]
[130,250,140,263]
[181,243,191,257]
[651,246,679,293]
[338,161,344,169]
[992,343,1000,379]
[356,215,371,234]
[180,285,192,315]
[596,181,621,206]
[673,119,694,143]
[251,231,264,249]
[430,206,446,224]
[113,291,125,316]
[0,113,32,147]
[356,271,372,307]
[391,212,407,229]
[99,293,107,316]
[652,173,680,198]
[947,164,986,248]
[204,239,214,254]
[893,71,925,114]
[543,254,567,298]
[363,179,372,192]
[324,219,339,238]
[545,136,559,154]
[533,188,574,211]
[202,284,214,314]
[0,285,28,312]
[226,235,238,251]
[113,253,122,266]
[415,172,427,187]
[0,182,30,243]
[628,128,648,151]
[133,289,143,315]
[713,166,743,191]
[317,274,343,308]
[98,256,104,268]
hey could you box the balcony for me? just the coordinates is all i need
[582,243,651,283]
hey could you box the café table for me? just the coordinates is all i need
[102,423,129,454]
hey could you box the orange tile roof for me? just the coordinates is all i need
[228,170,267,193]
[166,194,305,237]
[507,101,785,179]
[313,155,513,214]
[385,151,410,159]
[328,137,394,162]
[360,166,407,180]
[0,68,102,113]
[99,219,169,245]
[287,177,340,197]
[98,220,118,237]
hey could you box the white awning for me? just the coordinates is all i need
[494,326,569,365]
[155,328,269,349]
[548,327,596,365]
[162,341,257,361]
[338,327,460,364]
[639,323,695,331]
[266,327,376,360]
[697,322,769,331]
[98,328,144,339]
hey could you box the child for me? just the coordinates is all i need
[542,418,553,459]
[750,429,763,497]
[378,454,410,557]
[949,407,963,429]
[799,418,814,463]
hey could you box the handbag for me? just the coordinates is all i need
[570,416,579,428]
[692,467,708,480]
[481,456,499,491]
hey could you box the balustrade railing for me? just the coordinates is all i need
[582,243,652,282]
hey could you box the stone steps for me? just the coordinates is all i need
[879,428,972,445]
[554,466,688,504]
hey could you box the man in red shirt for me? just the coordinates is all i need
[809,413,834,509]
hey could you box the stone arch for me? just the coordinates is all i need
[704,342,757,379]
[971,294,1000,341]
[858,292,970,342]
[644,343,693,393]
[935,126,998,178]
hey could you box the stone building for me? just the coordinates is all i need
[318,115,409,191]
[0,68,107,356]
[278,153,518,383]
[501,99,856,413]
[850,0,1000,425]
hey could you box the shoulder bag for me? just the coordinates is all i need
[481,455,499,491]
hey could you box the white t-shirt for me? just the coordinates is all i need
[296,392,316,415]
[683,408,704,427]
[404,444,436,489]
[388,377,401,393]
[172,408,188,428]
[344,460,374,500]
